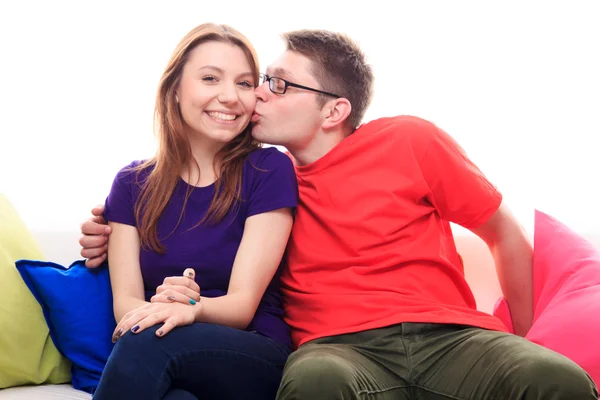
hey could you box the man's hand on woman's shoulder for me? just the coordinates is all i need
[79,204,111,268]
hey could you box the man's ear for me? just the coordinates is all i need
[322,98,352,130]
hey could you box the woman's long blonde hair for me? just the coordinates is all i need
[134,23,261,253]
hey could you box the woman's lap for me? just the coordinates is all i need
[93,323,290,400]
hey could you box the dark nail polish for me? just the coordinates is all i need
[158,330,164,336]
[112,328,122,342]
[167,296,175,301]
[131,325,140,333]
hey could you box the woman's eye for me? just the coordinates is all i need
[238,81,253,88]
[202,75,217,82]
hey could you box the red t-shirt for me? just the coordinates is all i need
[281,115,508,349]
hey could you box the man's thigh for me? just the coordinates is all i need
[277,338,410,400]
[408,324,597,400]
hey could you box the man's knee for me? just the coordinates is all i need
[278,350,356,399]
[515,354,597,399]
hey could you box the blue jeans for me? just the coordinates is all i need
[93,323,291,400]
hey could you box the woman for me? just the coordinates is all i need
[92,23,298,400]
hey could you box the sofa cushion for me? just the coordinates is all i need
[0,194,71,388]
[493,209,600,385]
[15,259,116,394]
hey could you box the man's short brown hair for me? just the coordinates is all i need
[282,30,374,130]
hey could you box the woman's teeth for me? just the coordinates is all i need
[208,112,237,121]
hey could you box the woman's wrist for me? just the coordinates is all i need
[192,297,204,322]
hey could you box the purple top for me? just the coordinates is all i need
[104,147,298,349]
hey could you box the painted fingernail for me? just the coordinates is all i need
[189,299,196,305]
[157,330,164,336]
[131,325,140,333]
[187,272,194,278]
[112,328,122,342]
[167,296,175,301]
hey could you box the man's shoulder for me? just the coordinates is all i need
[357,115,437,135]
[354,115,441,150]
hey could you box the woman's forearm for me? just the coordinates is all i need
[114,296,149,323]
[106,222,148,323]
[193,293,256,330]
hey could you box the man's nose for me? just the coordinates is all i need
[255,82,269,102]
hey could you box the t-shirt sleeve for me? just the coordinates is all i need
[246,148,299,218]
[411,119,502,229]
[103,161,143,227]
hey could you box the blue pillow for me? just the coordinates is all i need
[15,259,116,394]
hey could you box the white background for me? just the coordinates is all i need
[1,1,598,237]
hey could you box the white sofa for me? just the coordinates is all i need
[0,384,91,399]
[2,228,598,399]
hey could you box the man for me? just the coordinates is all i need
[81,29,597,399]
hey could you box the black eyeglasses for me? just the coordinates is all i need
[259,73,340,98]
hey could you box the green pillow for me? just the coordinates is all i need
[0,194,71,388]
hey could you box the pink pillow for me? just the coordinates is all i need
[493,210,600,385]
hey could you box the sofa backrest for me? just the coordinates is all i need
[30,229,600,315]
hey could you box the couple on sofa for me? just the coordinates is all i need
[78,22,598,400]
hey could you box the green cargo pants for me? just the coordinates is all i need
[277,323,597,399]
